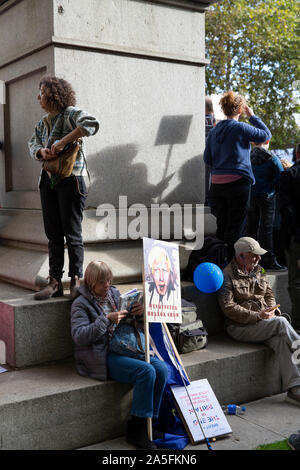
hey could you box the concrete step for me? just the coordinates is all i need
[0,334,284,450]
[181,270,292,337]
[0,240,192,291]
[0,280,147,368]
[0,267,291,369]
[79,393,300,451]
[0,205,215,292]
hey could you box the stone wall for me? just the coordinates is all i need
[0,0,213,286]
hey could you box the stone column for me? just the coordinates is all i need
[0,0,216,289]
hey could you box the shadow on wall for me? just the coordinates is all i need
[86,143,171,207]
[86,114,205,208]
[162,155,204,205]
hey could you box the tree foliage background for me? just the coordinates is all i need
[205,0,300,149]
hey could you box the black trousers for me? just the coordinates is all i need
[247,194,276,261]
[39,171,87,280]
[209,178,251,259]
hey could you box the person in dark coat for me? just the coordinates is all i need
[70,261,168,450]
[247,139,286,271]
[280,143,300,333]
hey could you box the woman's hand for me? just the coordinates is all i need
[243,104,254,118]
[130,303,144,317]
[51,139,66,155]
[38,148,56,160]
[107,310,128,325]
[50,127,84,155]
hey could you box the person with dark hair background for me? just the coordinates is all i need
[205,96,216,139]
[247,139,286,271]
[205,96,216,207]
[280,142,300,333]
[29,76,99,300]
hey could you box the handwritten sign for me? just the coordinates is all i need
[171,379,232,444]
[143,237,182,324]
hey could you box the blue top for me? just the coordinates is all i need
[250,147,284,198]
[204,115,272,184]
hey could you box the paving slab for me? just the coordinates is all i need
[79,393,300,451]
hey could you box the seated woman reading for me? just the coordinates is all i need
[70,261,168,450]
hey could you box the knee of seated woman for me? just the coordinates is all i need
[152,360,169,379]
[137,361,157,381]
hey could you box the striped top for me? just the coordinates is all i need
[28,106,100,176]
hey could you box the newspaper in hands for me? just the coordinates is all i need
[119,288,143,313]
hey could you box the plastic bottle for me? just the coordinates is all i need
[221,404,246,415]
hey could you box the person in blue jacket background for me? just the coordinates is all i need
[247,139,286,271]
[204,90,271,259]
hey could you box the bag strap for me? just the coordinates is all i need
[149,335,164,361]
[131,322,164,361]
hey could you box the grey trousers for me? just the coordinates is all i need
[227,316,300,391]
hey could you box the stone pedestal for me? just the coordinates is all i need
[0,0,213,289]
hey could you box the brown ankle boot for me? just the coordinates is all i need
[70,275,81,299]
[34,277,63,301]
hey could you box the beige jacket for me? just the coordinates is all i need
[218,259,276,326]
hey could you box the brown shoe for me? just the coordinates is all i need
[34,277,63,301]
[70,275,81,299]
[34,275,50,288]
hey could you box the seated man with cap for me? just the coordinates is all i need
[218,236,300,406]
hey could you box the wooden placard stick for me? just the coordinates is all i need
[142,265,153,442]
[162,322,190,382]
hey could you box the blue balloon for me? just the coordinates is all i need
[193,262,224,293]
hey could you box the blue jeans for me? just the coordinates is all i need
[107,353,168,419]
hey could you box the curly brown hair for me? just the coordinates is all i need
[39,76,76,112]
[220,91,246,118]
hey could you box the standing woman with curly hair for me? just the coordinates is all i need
[204,91,271,259]
[29,76,99,300]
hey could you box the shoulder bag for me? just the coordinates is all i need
[42,109,81,178]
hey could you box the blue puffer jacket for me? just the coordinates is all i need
[71,285,120,381]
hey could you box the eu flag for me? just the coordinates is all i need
[149,322,190,449]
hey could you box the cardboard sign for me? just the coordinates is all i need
[171,379,232,444]
[143,237,182,324]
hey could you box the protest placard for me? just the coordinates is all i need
[171,379,232,444]
[143,237,182,324]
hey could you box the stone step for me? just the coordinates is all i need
[0,206,215,292]
[0,240,192,291]
[79,393,300,451]
[181,270,292,336]
[0,334,283,450]
[0,280,147,368]
[0,269,291,369]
